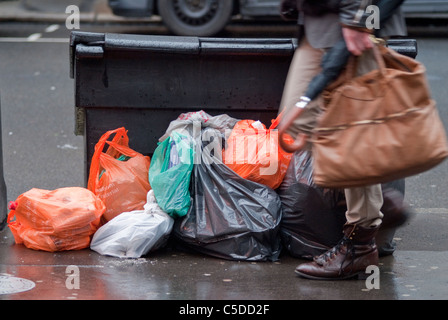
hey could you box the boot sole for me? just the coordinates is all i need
[294,269,369,280]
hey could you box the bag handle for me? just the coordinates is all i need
[87,127,128,192]
[104,140,141,158]
[346,45,386,80]
[7,208,16,225]
[269,111,286,130]
[373,44,387,76]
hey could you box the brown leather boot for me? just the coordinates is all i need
[295,224,379,280]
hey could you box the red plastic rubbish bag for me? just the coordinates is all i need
[223,115,293,190]
[88,127,151,223]
[7,187,105,252]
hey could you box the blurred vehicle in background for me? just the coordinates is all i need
[108,0,448,36]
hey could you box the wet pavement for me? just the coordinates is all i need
[1,212,447,301]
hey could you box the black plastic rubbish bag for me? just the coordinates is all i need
[173,128,283,261]
[277,150,346,259]
[278,150,405,259]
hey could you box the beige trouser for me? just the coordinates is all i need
[280,38,383,228]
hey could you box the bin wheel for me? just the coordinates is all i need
[157,0,234,37]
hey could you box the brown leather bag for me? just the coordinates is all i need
[280,44,448,188]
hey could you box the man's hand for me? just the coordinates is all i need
[342,27,373,56]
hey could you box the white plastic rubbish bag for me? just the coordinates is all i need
[90,190,174,258]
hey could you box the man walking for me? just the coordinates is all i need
[279,0,407,280]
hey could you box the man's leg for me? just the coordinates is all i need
[344,50,384,229]
[282,44,384,229]
[294,49,383,280]
[345,185,384,228]
[279,38,324,138]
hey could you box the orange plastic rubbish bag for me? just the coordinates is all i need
[223,115,293,190]
[88,127,151,223]
[7,187,105,252]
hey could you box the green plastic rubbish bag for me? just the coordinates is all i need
[148,131,194,219]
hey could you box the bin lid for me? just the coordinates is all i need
[69,31,298,79]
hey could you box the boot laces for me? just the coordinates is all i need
[318,236,350,262]
[317,236,356,275]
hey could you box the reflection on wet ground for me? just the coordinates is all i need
[1,226,447,300]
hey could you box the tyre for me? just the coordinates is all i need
[157,0,234,36]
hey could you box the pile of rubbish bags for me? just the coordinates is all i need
[7,111,403,261]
